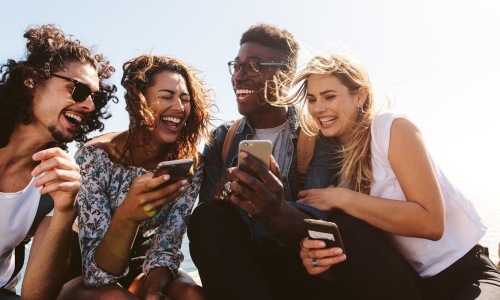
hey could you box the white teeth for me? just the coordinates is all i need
[64,112,82,123]
[236,89,255,95]
[161,116,181,123]
[319,117,336,125]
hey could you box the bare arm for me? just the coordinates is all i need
[21,148,79,299]
[299,119,445,240]
[94,174,187,276]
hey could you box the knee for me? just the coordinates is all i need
[175,284,205,300]
[188,200,238,238]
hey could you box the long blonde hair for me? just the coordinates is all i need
[278,54,375,194]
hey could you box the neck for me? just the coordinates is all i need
[247,106,288,129]
[124,129,173,170]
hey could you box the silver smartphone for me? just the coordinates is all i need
[238,140,272,179]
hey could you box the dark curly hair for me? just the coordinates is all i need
[0,24,117,149]
[120,55,212,167]
[240,23,300,71]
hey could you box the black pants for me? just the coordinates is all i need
[420,244,500,300]
[188,201,422,300]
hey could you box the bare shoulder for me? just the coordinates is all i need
[84,131,128,162]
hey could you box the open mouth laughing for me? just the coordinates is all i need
[236,88,255,100]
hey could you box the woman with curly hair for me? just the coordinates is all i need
[59,55,212,300]
[0,24,116,300]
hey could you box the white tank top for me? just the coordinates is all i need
[370,111,487,278]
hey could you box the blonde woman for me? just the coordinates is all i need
[285,54,500,299]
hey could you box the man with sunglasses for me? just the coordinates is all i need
[0,24,116,299]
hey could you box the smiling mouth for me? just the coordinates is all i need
[161,116,182,129]
[236,88,256,100]
[64,112,83,128]
[319,116,337,125]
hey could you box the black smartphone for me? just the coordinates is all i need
[303,219,345,252]
[153,158,194,183]
[238,140,272,178]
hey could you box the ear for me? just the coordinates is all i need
[24,78,35,89]
[356,86,368,108]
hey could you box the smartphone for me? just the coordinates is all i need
[153,158,194,183]
[238,140,272,178]
[303,219,345,252]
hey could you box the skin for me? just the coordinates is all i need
[0,62,97,299]
[296,73,445,274]
[211,42,313,246]
[231,42,288,129]
[58,71,202,300]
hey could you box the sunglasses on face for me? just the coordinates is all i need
[51,73,97,102]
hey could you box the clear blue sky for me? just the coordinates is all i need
[2,0,500,256]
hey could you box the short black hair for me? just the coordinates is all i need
[240,23,299,71]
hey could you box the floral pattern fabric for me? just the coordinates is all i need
[75,145,202,287]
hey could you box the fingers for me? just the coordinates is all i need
[31,148,78,177]
[34,168,81,191]
[300,238,346,275]
[268,155,281,178]
[214,168,236,201]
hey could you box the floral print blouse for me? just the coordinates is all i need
[75,145,203,287]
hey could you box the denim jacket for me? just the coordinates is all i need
[199,107,342,245]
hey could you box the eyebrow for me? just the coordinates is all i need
[306,89,337,97]
[234,55,263,61]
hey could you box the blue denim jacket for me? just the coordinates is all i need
[199,107,342,246]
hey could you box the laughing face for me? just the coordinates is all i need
[144,71,191,145]
[306,74,365,145]
[31,62,98,143]
[231,42,285,117]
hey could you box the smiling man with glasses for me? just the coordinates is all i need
[0,24,116,300]
[188,23,329,300]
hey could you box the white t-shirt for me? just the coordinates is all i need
[370,111,487,278]
[0,175,52,292]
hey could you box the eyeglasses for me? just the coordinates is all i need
[51,73,97,102]
[227,61,286,77]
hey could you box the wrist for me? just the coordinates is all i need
[114,205,141,227]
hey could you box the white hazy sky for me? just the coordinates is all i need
[2,0,499,257]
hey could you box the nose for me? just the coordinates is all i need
[171,98,186,112]
[78,96,95,112]
[232,67,248,84]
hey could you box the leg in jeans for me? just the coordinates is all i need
[421,245,500,300]
[325,210,422,300]
[188,201,321,300]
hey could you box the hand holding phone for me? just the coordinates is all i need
[303,219,345,252]
[238,140,272,179]
[153,158,194,183]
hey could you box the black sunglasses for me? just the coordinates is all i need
[51,73,97,102]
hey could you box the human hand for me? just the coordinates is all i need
[297,185,348,211]
[117,172,188,223]
[214,167,236,201]
[31,147,80,214]
[300,237,346,275]
[228,152,285,223]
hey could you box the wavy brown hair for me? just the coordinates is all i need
[0,24,117,149]
[277,54,375,194]
[120,55,212,167]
